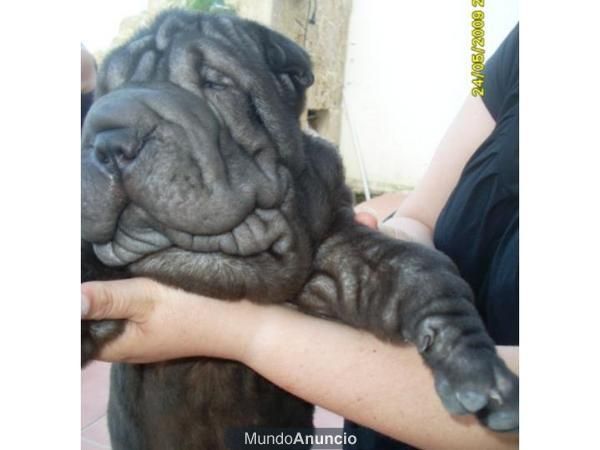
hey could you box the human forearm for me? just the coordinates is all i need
[355,96,496,249]
[244,304,518,450]
[83,279,518,449]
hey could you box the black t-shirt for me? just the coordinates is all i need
[343,24,519,450]
[435,24,519,346]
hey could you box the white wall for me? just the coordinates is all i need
[81,0,148,54]
[339,0,518,192]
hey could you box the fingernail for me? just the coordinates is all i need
[81,294,90,318]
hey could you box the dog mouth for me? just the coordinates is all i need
[92,190,295,267]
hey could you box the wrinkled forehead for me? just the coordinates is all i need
[96,13,268,97]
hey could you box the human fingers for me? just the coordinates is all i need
[81,278,167,323]
[355,211,379,230]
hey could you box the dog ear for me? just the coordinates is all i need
[256,28,314,120]
[262,30,315,89]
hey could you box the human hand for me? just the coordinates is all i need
[354,211,378,230]
[81,278,262,364]
[355,211,413,241]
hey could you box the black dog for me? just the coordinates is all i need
[82,10,518,449]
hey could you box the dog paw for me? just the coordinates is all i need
[431,347,518,432]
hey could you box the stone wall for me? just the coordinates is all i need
[226,0,352,145]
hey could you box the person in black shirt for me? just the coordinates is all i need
[349,24,519,449]
[436,25,518,346]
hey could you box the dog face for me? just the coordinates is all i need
[82,11,321,301]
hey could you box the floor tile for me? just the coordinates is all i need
[81,361,111,428]
[314,406,344,428]
[82,415,111,448]
[81,436,111,450]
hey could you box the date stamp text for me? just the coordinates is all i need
[471,0,486,96]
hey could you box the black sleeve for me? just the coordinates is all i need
[482,24,519,120]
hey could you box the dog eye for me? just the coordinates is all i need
[200,67,233,91]
[202,80,227,91]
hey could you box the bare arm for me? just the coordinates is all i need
[250,303,518,450]
[358,95,496,247]
[82,278,518,450]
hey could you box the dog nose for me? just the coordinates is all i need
[93,128,140,170]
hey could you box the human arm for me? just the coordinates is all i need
[82,278,517,450]
[357,95,496,247]
[250,302,518,450]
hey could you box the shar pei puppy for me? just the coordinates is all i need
[81,9,518,450]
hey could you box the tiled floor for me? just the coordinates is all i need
[82,361,343,449]
[81,362,112,449]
